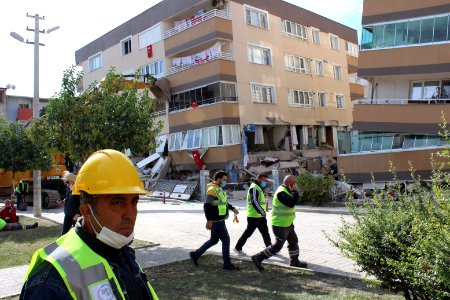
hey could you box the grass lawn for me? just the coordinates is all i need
[0,216,156,269]
[145,255,403,300]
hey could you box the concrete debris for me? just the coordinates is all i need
[149,180,198,201]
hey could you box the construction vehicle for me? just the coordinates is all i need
[0,153,68,209]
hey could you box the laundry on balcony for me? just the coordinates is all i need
[171,42,224,67]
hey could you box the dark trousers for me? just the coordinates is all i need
[255,224,300,264]
[15,192,23,208]
[235,217,272,250]
[194,220,232,267]
[61,214,75,236]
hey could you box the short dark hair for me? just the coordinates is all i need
[214,170,228,181]
[256,174,268,181]
[80,191,97,208]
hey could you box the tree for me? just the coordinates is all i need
[39,67,163,162]
[331,124,450,299]
[0,118,52,176]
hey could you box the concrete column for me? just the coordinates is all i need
[200,170,210,202]
[272,169,283,191]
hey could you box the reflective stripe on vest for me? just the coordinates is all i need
[207,186,228,216]
[271,186,296,227]
[0,218,6,230]
[25,229,158,300]
[246,183,266,218]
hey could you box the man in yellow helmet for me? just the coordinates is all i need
[20,149,158,299]
[251,175,308,271]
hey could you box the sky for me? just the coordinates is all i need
[0,0,363,99]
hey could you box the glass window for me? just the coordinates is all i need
[193,129,201,148]
[315,60,324,76]
[423,81,440,99]
[217,127,223,146]
[231,125,241,144]
[382,136,394,150]
[121,38,132,56]
[360,137,372,151]
[282,20,307,39]
[330,34,339,50]
[420,18,434,44]
[252,84,275,103]
[415,136,426,147]
[336,95,344,109]
[361,26,374,49]
[372,25,384,48]
[224,125,233,145]
[169,133,176,151]
[89,53,102,72]
[333,65,343,80]
[248,45,271,65]
[426,136,439,147]
[209,127,217,146]
[411,82,423,99]
[186,130,195,149]
[201,128,209,148]
[395,22,408,46]
[434,16,448,42]
[312,28,321,44]
[407,20,421,45]
[245,7,268,29]
[384,24,396,47]
[403,136,415,148]
[442,80,450,99]
[318,93,327,107]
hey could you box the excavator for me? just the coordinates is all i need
[0,153,68,209]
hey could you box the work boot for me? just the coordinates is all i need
[189,251,199,267]
[251,255,264,271]
[290,260,308,268]
[223,264,240,271]
[25,222,38,230]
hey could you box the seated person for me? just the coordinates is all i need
[0,199,18,223]
[0,199,38,231]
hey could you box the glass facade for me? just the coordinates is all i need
[362,15,450,50]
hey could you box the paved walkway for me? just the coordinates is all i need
[0,200,358,298]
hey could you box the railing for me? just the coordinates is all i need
[353,98,450,105]
[163,9,231,39]
[151,110,167,117]
[349,77,366,85]
[169,96,238,113]
[166,52,234,76]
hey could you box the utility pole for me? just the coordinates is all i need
[11,14,59,217]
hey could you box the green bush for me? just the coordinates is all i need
[296,173,334,205]
[331,172,450,299]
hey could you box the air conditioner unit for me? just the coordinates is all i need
[212,0,225,9]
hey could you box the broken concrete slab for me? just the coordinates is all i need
[278,161,300,169]
[137,153,161,169]
[248,151,297,164]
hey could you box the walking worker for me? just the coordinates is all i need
[251,175,308,271]
[59,171,81,236]
[234,174,271,254]
[20,149,158,299]
[190,170,240,271]
[15,179,29,210]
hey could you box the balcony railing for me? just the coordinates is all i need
[353,98,450,105]
[166,52,234,76]
[169,96,238,113]
[163,9,231,40]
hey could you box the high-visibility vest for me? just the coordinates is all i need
[0,218,6,230]
[207,185,228,216]
[271,186,296,227]
[246,183,266,218]
[15,181,29,194]
[25,229,158,300]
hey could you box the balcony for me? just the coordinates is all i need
[169,96,238,113]
[166,52,234,76]
[163,9,231,40]
[353,98,450,105]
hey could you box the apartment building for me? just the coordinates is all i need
[0,88,48,124]
[338,0,450,185]
[75,0,359,171]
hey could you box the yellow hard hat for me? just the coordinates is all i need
[72,149,147,195]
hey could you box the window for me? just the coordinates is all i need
[251,84,275,103]
[248,45,271,65]
[18,103,30,109]
[223,125,241,145]
[282,19,307,40]
[312,28,321,44]
[284,54,310,74]
[315,60,324,76]
[138,24,161,49]
[318,92,327,107]
[88,52,102,72]
[411,81,443,99]
[121,37,132,56]
[333,65,343,80]
[142,60,165,79]
[288,89,314,108]
[330,34,339,50]
[185,129,201,149]
[345,41,358,56]
[245,6,268,29]
[361,14,450,50]
[336,95,345,109]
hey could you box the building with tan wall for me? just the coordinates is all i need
[338,0,450,184]
[75,0,359,171]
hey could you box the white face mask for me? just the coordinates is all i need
[88,205,134,249]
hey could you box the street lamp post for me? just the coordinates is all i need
[10,13,59,217]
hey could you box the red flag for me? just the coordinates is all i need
[147,45,153,58]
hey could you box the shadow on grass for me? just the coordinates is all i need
[145,255,402,300]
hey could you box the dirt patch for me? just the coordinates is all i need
[145,255,402,300]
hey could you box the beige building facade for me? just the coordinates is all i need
[75,0,358,170]
[338,0,450,184]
